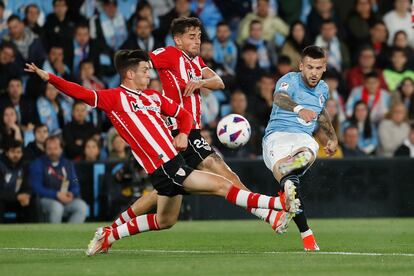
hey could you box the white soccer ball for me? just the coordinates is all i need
[216,114,251,149]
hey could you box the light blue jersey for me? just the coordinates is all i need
[264,72,329,138]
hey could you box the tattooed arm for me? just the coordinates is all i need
[273,92,317,122]
[318,108,338,156]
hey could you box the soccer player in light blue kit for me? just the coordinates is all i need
[262,46,338,251]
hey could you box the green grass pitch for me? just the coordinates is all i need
[0,219,413,275]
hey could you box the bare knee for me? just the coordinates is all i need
[156,216,177,230]
[199,154,242,185]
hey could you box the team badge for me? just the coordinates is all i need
[280,82,289,91]
[319,95,325,107]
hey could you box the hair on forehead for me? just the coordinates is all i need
[171,17,202,37]
[301,45,326,60]
[114,49,149,77]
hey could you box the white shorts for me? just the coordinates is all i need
[262,132,319,172]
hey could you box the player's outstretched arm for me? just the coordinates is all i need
[24,63,97,107]
[318,108,338,156]
[183,67,225,96]
[274,92,317,122]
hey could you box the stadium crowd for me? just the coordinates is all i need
[0,0,414,223]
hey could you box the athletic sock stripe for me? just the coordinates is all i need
[147,214,157,230]
[247,193,260,208]
[137,215,149,232]
[127,219,139,235]
[268,197,276,209]
[225,185,239,204]
[235,190,249,207]
[265,210,274,223]
[121,211,131,222]
[272,211,283,230]
[268,210,277,226]
[258,196,270,209]
[127,207,136,219]
[119,215,126,224]
[153,215,160,230]
[112,228,120,240]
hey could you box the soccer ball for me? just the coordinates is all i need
[216,114,251,149]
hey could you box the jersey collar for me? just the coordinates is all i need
[120,84,142,95]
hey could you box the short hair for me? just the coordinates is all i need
[72,100,86,110]
[7,77,22,85]
[114,49,149,78]
[79,58,94,68]
[321,19,336,27]
[25,3,39,15]
[4,139,23,152]
[170,17,202,37]
[391,47,407,57]
[216,21,229,29]
[277,55,291,65]
[301,45,325,60]
[7,15,21,24]
[344,124,358,134]
[34,123,48,133]
[53,0,67,5]
[45,135,63,148]
[0,1,5,9]
[364,71,379,80]
[249,19,262,28]
[75,22,89,32]
[242,43,257,52]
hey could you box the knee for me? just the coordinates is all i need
[156,216,177,230]
[74,199,88,215]
[216,176,232,196]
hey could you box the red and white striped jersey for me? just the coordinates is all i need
[150,46,207,130]
[48,74,192,174]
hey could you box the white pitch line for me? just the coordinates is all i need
[1,247,414,257]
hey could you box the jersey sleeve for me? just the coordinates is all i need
[274,73,295,97]
[198,56,207,69]
[95,90,116,112]
[159,94,180,117]
[150,47,174,69]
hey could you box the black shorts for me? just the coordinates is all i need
[150,154,193,197]
[172,129,215,169]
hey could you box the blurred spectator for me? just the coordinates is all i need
[121,17,162,52]
[149,0,175,18]
[395,78,414,119]
[108,132,128,161]
[0,1,9,39]
[43,0,75,49]
[0,106,23,152]
[78,0,100,19]
[79,59,104,90]
[249,73,275,130]
[200,93,219,128]
[42,44,71,79]
[378,102,410,157]
[307,0,343,41]
[36,83,72,135]
[63,101,99,160]
[82,137,102,162]
[149,78,162,91]
[369,20,391,69]
[345,0,379,50]
[237,0,289,45]
[213,21,238,73]
[115,0,138,21]
[342,101,378,155]
[276,0,312,24]
[325,98,343,139]
[0,78,37,133]
[24,124,48,162]
[220,90,260,158]
[243,20,275,71]
[323,70,346,121]
[314,127,344,158]
[190,0,223,40]
[0,140,37,223]
[346,71,391,124]
[347,46,388,92]
[23,4,43,38]
[236,43,265,96]
[392,31,414,70]
[4,15,46,65]
[314,19,350,72]
[394,123,414,157]
[90,0,127,52]
[30,136,87,223]
[383,47,414,92]
[127,0,159,33]
[280,20,311,70]
[274,55,293,82]
[341,125,367,157]
[5,0,53,26]
[63,23,101,80]
[383,0,413,47]
[0,42,22,94]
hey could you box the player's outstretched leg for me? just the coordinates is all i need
[86,195,182,256]
[197,153,297,232]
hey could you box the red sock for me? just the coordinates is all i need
[111,207,137,228]
[225,185,283,210]
[111,214,160,242]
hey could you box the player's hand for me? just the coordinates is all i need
[184,80,205,96]
[17,193,30,207]
[57,191,72,204]
[298,109,317,123]
[324,139,338,156]
[24,62,49,81]
[173,133,188,151]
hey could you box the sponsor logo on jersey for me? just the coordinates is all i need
[131,101,160,113]
[280,82,289,91]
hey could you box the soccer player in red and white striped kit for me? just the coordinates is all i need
[25,49,300,256]
[107,17,299,242]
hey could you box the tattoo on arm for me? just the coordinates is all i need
[273,92,298,112]
[318,109,338,142]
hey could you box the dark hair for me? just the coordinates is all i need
[344,124,358,134]
[260,72,274,80]
[391,46,406,57]
[45,135,64,148]
[285,20,310,52]
[320,19,336,27]
[75,22,89,31]
[7,15,21,24]
[301,45,325,60]
[34,123,48,133]
[277,55,291,65]
[216,21,229,29]
[72,100,86,111]
[24,3,39,16]
[393,30,408,43]
[350,100,373,139]
[79,58,94,68]
[323,69,339,80]
[249,19,262,28]
[7,76,22,85]
[4,139,23,152]
[242,43,257,52]
[170,17,202,37]
[0,1,4,9]
[53,0,67,6]
[114,49,149,78]
[363,71,378,80]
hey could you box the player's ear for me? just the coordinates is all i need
[299,62,304,71]
[173,35,182,47]
[126,69,134,80]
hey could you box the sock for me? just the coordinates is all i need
[109,214,160,243]
[301,229,313,239]
[111,207,137,228]
[226,185,283,210]
[293,207,310,233]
